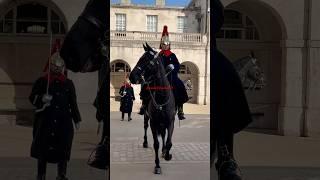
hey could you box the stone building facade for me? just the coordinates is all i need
[218,0,320,137]
[2,0,320,137]
[110,0,210,105]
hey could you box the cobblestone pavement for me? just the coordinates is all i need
[111,142,210,163]
[110,112,210,180]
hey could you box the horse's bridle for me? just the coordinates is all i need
[81,13,108,54]
[137,52,173,111]
[81,9,107,33]
[137,52,173,84]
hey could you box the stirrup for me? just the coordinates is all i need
[216,145,242,180]
[178,112,186,120]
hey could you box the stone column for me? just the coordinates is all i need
[304,0,320,137]
[278,40,305,136]
[198,74,206,105]
[305,40,320,137]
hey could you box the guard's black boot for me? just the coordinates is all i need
[128,113,132,121]
[57,161,68,180]
[121,112,124,121]
[178,112,185,120]
[177,104,186,120]
[216,145,242,180]
[138,105,145,115]
[88,137,109,170]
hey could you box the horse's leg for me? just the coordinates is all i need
[161,129,166,157]
[151,127,161,174]
[164,120,174,161]
[143,114,149,148]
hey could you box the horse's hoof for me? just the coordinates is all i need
[143,142,148,148]
[162,148,166,154]
[154,167,161,174]
[161,152,166,158]
[164,153,172,161]
[218,160,243,180]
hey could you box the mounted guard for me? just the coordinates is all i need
[138,25,189,120]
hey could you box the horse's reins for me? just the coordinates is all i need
[138,52,173,111]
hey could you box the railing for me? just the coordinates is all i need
[111,31,204,43]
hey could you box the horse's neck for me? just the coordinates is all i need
[153,59,171,97]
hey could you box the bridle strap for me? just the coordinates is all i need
[139,56,172,110]
[81,14,106,32]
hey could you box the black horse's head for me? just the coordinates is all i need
[129,43,159,84]
[60,0,108,73]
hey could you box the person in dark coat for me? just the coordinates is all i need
[29,54,81,180]
[119,81,135,121]
[212,0,253,179]
[138,26,189,120]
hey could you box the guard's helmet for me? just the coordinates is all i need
[160,25,170,49]
[51,52,65,68]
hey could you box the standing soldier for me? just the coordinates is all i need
[119,80,135,121]
[138,25,189,120]
[29,52,81,180]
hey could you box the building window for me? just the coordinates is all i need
[177,16,187,33]
[0,3,66,35]
[146,15,158,32]
[179,64,192,74]
[116,13,126,31]
[51,10,65,34]
[217,10,259,40]
[0,10,14,33]
[111,61,131,72]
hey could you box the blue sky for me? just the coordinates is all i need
[110,0,191,7]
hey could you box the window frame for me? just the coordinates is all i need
[177,16,187,33]
[115,13,126,32]
[217,10,259,40]
[0,3,66,35]
[146,15,158,32]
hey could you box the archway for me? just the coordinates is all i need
[0,0,67,125]
[218,0,286,131]
[178,61,199,104]
[110,59,131,100]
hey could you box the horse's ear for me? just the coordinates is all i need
[145,42,153,52]
[143,43,147,51]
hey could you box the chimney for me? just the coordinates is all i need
[121,0,131,5]
[156,0,165,7]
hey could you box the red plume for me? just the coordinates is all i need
[162,25,168,36]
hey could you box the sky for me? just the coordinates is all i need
[110,0,191,7]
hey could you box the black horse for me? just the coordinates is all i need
[129,43,176,174]
[60,0,109,171]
